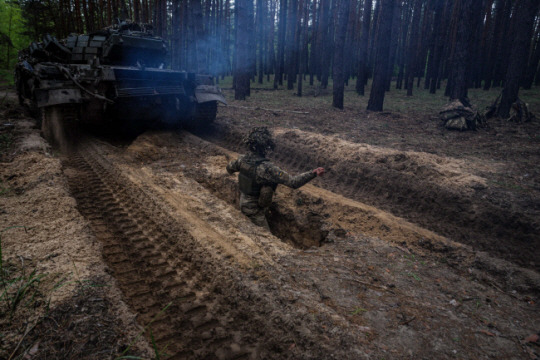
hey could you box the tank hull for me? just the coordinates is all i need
[15,20,226,140]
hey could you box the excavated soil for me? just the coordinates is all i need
[1,88,540,359]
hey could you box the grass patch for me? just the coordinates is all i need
[0,226,44,322]
[351,307,368,315]
[0,69,14,87]
[0,227,144,359]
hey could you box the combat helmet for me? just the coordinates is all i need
[243,127,275,155]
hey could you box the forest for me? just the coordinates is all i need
[1,0,539,115]
[2,0,540,359]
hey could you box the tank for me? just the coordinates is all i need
[15,20,227,147]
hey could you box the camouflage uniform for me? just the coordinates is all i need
[227,152,317,228]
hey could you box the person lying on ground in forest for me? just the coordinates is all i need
[226,126,325,229]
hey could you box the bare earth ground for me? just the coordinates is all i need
[0,82,539,359]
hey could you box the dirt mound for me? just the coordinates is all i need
[2,90,539,359]
[207,122,539,270]
[121,129,539,359]
[0,111,150,359]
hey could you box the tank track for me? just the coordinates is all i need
[195,101,218,125]
[63,139,345,359]
[41,105,79,152]
[65,143,260,359]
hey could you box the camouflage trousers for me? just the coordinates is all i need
[239,193,270,229]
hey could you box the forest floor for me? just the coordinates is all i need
[0,81,539,359]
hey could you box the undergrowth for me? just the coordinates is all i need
[0,70,15,87]
[0,227,166,359]
[0,133,14,154]
[218,75,540,116]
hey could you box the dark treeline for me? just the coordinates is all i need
[6,0,540,114]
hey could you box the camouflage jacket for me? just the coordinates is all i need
[227,152,316,190]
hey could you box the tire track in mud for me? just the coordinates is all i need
[63,138,357,360]
[203,123,539,271]
[64,141,260,360]
[146,131,538,296]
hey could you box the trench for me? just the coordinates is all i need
[267,204,331,249]
[178,161,337,249]
[57,137,353,359]
[201,123,540,271]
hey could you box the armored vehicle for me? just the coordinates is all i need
[15,20,226,147]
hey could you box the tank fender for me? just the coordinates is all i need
[35,88,83,108]
[195,85,227,105]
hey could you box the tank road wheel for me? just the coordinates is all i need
[194,101,218,127]
[41,105,80,153]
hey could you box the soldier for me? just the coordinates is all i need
[227,127,325,229]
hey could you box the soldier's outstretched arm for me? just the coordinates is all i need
[258,162,324,189]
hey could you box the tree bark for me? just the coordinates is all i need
[320,0,335,89]
[286,0,298,90]
[274,0,287,88]
[367,0,395,111]
[332,0,350,108]
[498,0,540,117]
[395,0,412,90]
[235,0,251,99]
[355,0,372,95]
[522,20,540,89]
[446,0,481,102]
[385,0,401,91]
[405,0,422,96]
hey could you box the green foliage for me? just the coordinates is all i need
[0,69,14,85]
[0,1,31,70]
[351,307,368,315]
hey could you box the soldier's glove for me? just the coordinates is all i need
[312,167,325,176]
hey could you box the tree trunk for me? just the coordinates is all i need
[385,0,401,91]
[257,0,265,84]
[522,21,540,89]
[235,0,251,99]
[498,0,540,117]
[320,0,335,89]
[81,0,89,31]
[267,0,276,80]
[297,0,307,96]
[395,0,411,89]
[74,0,83,32]
[366,0,380,83]
[355,0,372,95]
[332,0,351,108]
[286,0,298,90]
[315,0,330,84]
[274,0,287,88]
[367,0,395,111]
[446,0,480,102]
[491,0,513,88]
[405,0,422,97]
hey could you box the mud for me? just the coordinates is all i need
[204,122,539,271]
[120,130,539,359]
[0,99,150,359]
[2,89,539,359]
[61,138,364,359]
